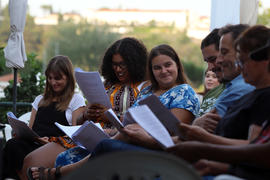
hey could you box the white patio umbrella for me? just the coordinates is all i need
[210,0,258,30]
[3,0,28,114]
[4,0,27,68]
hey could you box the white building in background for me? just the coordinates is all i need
[85,9,189,28]
[34,13,81,25]
[34,8,210,40]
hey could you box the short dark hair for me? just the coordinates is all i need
[201,28,220,51]
[148,44,187,90]
[101,37,148,84]
[219,24,249,41]
[235,25,270,61]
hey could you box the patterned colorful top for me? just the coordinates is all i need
[105,82,142,118]
[198,83,226,116]
[133,84,200,117]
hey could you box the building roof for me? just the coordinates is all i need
[0,73,21,82]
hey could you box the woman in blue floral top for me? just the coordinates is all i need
[133,44,200,124]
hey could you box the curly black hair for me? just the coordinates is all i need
[100,37,148,85]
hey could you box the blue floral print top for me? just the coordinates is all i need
[133,84,200,117]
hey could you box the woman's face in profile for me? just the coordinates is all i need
[48,72,68,93]
[112,54,130,84]
[204,70,219,91]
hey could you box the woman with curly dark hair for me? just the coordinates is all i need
[81,37,149,128]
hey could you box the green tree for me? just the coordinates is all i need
[0,6,10,48]
[0,4,46,59]
[44,21,120,70]
[126,25,204,87]
[257,8,270,26]
[0,47,11,75]
[41,5,53,15]
[0,53,45,123]
[257,1,270,26]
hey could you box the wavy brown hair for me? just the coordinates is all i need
[39,55,75,111]
[148,44,187,91]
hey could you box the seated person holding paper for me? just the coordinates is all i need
[28,44,200,180]
[53,37,148,167]
[77,37,148,132]
[2,56,85,180]
[95,25,270,179]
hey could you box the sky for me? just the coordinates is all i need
[1,0,270,17]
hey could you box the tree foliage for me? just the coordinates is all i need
[0,53,45,123]
[45,21,121,71]
[126,24,205,87]
[0,5,46,59]
[0,47,11,75]
[257,7,270,26]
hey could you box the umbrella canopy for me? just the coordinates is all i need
[210,0,258,30]
[4,0,28,69]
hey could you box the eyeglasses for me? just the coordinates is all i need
[249,39,270,61]
[112,62,127,69]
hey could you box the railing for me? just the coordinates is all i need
[0,102,32,107]
[0,102,32,143]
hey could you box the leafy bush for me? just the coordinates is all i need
[0,53,45,123]
[0,47,11,75]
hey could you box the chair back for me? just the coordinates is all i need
[63,151,201,180]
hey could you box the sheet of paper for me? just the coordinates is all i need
[54,122,81,139]
[127,105,174,148]
[94,122,103,130]
[75,68,111,108]
[72,121,109,151]
[7,112,40,140]
[104,108,124,130]
[138,95,183,138]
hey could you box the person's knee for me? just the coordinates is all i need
[23,152,36,168]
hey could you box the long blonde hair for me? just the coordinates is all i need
[39,55,75,111]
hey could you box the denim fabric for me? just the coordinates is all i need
[55,146,90,167]
[214,75,255,118]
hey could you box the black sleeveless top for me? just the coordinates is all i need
[32,102,69,137]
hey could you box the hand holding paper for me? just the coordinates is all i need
[138,95,183,138]
[75,68,111,108]
[55,121,108,151]
[104,108,124,131]
[126,105,174,148]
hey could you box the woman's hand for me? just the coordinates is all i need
[121,124,162,149]
[178,123,209,141]
[85,103,109,123]
[36,136,49,145]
